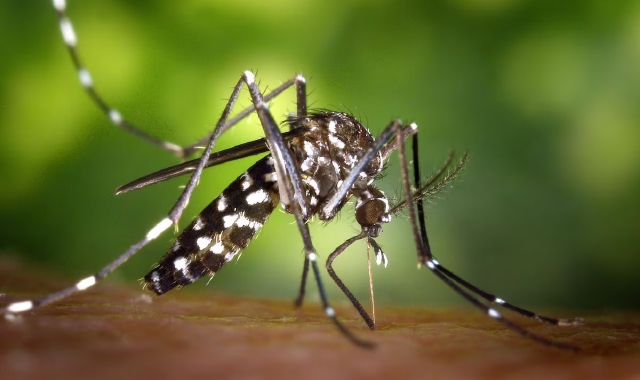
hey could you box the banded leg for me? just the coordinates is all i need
[52,0,306,159]
[406,140,582,326]
[2,220,170,316]
[395,125,581,351]
[433,263,584,326]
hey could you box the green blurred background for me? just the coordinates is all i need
[1,0,638,312]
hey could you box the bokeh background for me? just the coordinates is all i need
[0,0,638,312]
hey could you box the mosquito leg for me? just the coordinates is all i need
[396,127,580,351]
[295,217,372,347]
[294,74,307,118]
[293,255,309,308]
[325,233,375,330]
[1,218,172,317]
[52,0,184,156]
[182,74,308,157]
[243,71,308,217]
[291,73,309,308]
[408,139,581,326]
[311,249,374,348]
[433,262,583,326]
[53,1,308,161]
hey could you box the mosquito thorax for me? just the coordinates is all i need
[287,111,384,221]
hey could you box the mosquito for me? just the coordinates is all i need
[2,0,583,350]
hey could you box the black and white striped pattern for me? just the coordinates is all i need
[52,0,185,156]
[145,156,279,294]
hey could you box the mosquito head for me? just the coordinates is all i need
[355,187,390,238]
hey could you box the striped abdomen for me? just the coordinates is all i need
[144,155,279,294]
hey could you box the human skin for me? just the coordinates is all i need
[0,261,638,380]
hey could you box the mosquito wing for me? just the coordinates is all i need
[116,129,304,194]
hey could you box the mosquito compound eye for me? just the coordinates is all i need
[355,198,387,227]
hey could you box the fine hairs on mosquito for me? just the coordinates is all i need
[2,0,583,351]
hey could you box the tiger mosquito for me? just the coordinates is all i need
[2,0,583,350]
